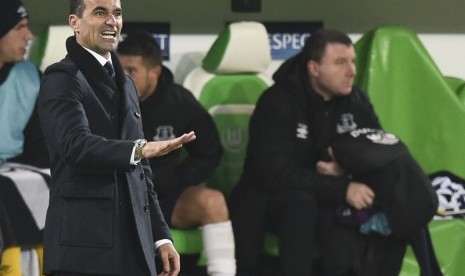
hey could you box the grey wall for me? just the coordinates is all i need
[23,0,465,35]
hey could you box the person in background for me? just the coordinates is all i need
[230,29,409,275]
[38,0,196,275]
[117,31,236,276]
[0,0,49,168]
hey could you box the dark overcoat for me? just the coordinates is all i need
[38,36,170,275]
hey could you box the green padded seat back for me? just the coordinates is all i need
[354,25,465,180]
[184,21,272,196]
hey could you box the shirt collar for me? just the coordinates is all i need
[83,47,112,66]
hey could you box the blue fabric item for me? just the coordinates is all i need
[359,212,392,236]
[0,61,40,163]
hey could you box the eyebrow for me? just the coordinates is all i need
[92,6,122,13]
[93,6,106,12]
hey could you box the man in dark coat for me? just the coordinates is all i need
[38,0,195,275]
[230,29,413,276]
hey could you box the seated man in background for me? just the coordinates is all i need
[230,29,418,276]
[117,31,236,276]
[0,0,50,267]
[0,0,49,168]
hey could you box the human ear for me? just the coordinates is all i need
[69,15,79,33]
[307,60,319,77]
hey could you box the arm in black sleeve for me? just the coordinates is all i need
[246,90,348,206]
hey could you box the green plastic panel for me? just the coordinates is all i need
[354,26,465,180]
[400,220,465,276]
[199,75,268,196]
[208,112,252,196]
[171,228,202,254]
[28,27,50,67]
[202,26,231,72]
[198,75,267,110]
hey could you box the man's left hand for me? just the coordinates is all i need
[157,243,180,276]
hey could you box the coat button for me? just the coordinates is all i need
[134,112,141,118]
[143,204,149,212]
[140,173,145,181]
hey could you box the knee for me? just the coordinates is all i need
[198,188,229,220]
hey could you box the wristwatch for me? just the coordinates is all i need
[134,139,147,160]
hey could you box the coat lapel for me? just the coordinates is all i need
[66,36,123,109]
[65,36,141,140]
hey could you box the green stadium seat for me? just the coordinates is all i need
[355,25,465,276]
[175,21,273,264]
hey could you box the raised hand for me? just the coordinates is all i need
[143,131,196,158]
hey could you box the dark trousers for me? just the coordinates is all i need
[232,189,321,275]
[231,186,269,275]
[410,227,443,276]
[317,208,407,276]
[232,188,409,276]
[267,191,319,276]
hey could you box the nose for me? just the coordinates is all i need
[24,26,33,41]
[348,62,356,77]
[106,15,117,26]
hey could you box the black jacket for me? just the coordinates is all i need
[232,53,381,206]
[139,66,223,197]
[38,36,169,275]
[331,129,438,237]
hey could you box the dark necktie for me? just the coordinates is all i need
[104,61,115,79]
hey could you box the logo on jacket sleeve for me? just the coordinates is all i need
[366,131,399,145]
[337,113,357,134]
[296,123,308,139]
[152,125,175,141]
[349,128,400,145]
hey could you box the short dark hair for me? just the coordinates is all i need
[117,31,162,67]
[301,29,353,63]
[70,0,85,17]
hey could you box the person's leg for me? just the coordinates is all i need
[410,227,443,276]
[171,185,229,226]
[230,185,268,276]
[267,190,318,276]
[360,233,408,276]
[171,185,236,276]
[316,208,360,276]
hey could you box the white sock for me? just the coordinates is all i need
[202,221,237,276]
[20,247,40,276]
